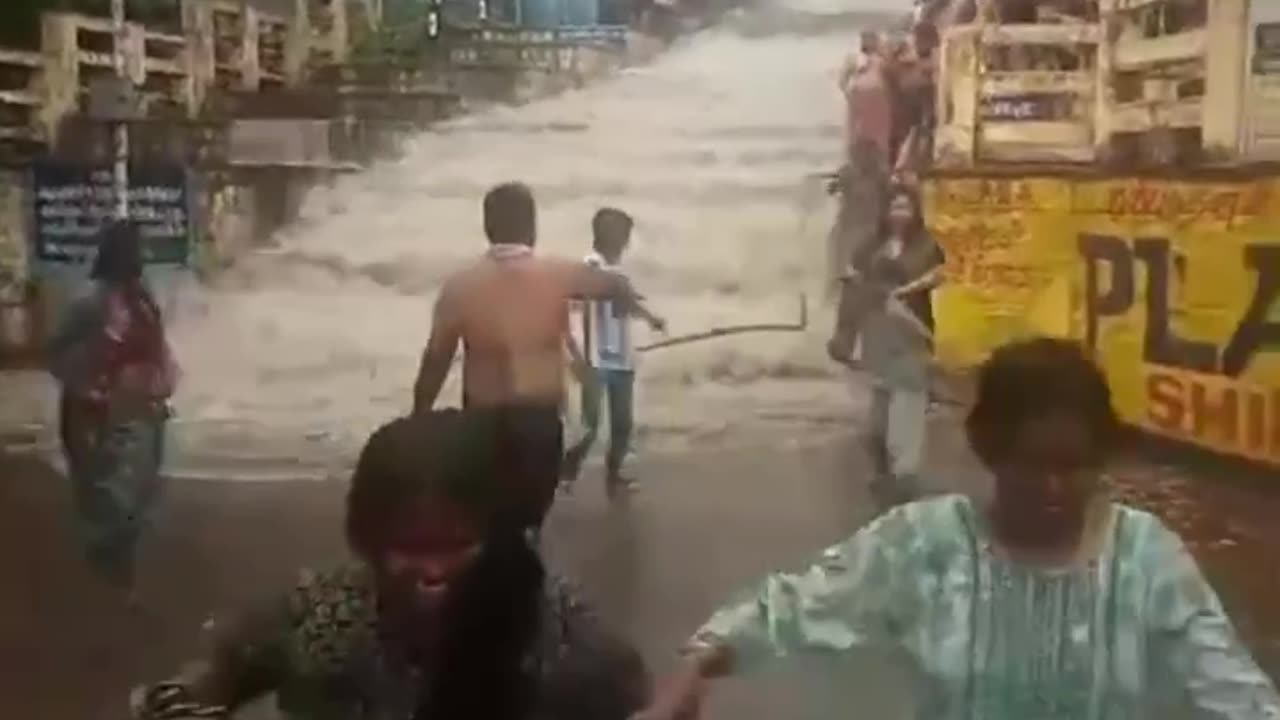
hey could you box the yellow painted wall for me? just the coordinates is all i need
[924,175,1280,465]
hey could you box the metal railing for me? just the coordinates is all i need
[936,21,1101,166]
[933,0,1251,168]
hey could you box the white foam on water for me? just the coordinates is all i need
[163,13,869,473]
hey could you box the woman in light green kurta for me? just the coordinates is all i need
[640,338,1280,720]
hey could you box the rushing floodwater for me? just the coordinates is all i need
[160,11,867,477]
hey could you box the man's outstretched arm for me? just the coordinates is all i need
[565,262,666,332]
[629,298,667,333]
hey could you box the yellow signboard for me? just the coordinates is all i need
[924,175,1280,466]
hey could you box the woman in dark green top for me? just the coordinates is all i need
[130,410,649,720]
[833,185,945,506]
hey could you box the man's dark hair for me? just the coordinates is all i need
[483,182,537,246]
[90,221,144,283]
[591,207,633,255]
[346,411,503,559]
[965,338,1121,466]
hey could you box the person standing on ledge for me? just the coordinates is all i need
[412,182,643,538]
[829,30,893,294]
[561,208,665,499]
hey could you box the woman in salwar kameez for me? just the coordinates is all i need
[831,186,944,507]
[641,338,1280,720]
[48,221,176,598]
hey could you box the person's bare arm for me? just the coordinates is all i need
[894,125,920,177]
[564,332,592,387]
[564,331,585,369]
[562,261,665,331]
[893,240,947,298]
[634,645,733,720]
[839,54,857,95]
[132,601,291,718]
[893,265,945,297]
[565,261,637,303]
[630,298,667,333]
[413,286,461,415]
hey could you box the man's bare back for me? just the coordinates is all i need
[415,247,631,412]
[457,252,595,407]
[409,181,642,533]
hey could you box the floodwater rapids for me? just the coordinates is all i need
[162,2,883,478]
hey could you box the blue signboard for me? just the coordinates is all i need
[439,0,624,32]
[563,0,598,25]
[31,163,191,266]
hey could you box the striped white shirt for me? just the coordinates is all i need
[578,252,635,371]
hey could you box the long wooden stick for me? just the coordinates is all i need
[638,295,808,353]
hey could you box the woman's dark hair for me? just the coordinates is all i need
[418,529,546,720]
[883,183,926,239]
[855,183,927,272]
[350,412,548,720]
[90,221,144,283]
[591,207,633,255]
[966,338,1121,466]
[483,182,537,247]
[346,411,503,559]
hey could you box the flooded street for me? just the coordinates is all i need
[2,3,1280,719]
[163,16,860,477]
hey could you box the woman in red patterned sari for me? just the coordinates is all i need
[48,221,178,602]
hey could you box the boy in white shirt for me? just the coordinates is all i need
[561,208,665,498]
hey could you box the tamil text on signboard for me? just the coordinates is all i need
[32,163,190,265]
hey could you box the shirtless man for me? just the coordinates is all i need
[829,32,892,292]
[412,182,640,535]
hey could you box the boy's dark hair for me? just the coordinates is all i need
[346,411,502,559]
[91,221,144,283]
[965,338,1121,466]
[483,182,537,246]
[591,207,633,255]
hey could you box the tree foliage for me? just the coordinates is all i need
[351,0,437,63]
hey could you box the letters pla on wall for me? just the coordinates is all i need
[926,176,1280,466]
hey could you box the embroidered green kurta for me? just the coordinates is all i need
[694,495,1280,720]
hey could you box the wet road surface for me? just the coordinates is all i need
[3,386,1279,720]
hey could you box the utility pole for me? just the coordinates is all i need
[111,0,130,220]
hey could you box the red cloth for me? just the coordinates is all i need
[84,285,176,404]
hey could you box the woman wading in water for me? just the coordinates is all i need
[48,221,177,603]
